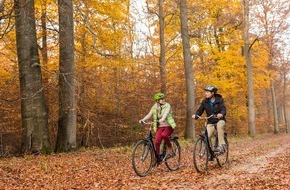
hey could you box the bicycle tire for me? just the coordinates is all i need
[193,137,209,173]
[132,140,153,177]
[217,135,229,167]
[165,138,181,171]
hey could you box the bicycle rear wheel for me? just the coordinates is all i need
[132,140,153,177]
[193,137,209,173]
[217,135,229,167]
[165,138,181,171]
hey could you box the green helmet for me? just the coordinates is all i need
[154,93,165,101]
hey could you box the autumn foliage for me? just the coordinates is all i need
[0,0,289,154]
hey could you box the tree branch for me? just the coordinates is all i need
[75,5,116,57]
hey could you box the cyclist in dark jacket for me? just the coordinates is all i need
[192,85,226,153]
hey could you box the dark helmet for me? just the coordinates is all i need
[154,93,165,101]
[204,85,218,93]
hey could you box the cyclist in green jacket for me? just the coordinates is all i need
[139,93,176,156]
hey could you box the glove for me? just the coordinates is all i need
[139,120,144,124]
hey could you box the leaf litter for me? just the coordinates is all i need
[0,133,289,189]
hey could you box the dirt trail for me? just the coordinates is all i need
[129,133,290,189]
[231,139,290,173]
[0,133,289,189]
[203,135,290,188]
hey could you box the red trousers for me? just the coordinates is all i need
[155,126,174,155]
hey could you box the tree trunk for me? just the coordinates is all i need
[243,0,256,137]
[0,0,5,12]
[287,107,290,133]
[282,105,288,133]
[14,0,51,153]
[271,82,279,134]
[265,89,271,119]
[180,0,195,139]
[40,0,48,65]
[282,70,289,133]
[158,0,166,93]
[55,0,76,152]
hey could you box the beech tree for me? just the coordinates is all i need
[55,0,76,152]
[243,0,256,137]
[157,0,166,93]
[180,0,195,139]
[14,0,51,153]
[0,0,4,11]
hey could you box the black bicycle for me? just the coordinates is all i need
[193,115,229,173]
[132,121,181,177]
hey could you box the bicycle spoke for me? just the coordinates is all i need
[132,140,153,177]
[193,137,208,173]
[165,139,180,171]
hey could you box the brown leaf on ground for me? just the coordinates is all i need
[0,133,289,189]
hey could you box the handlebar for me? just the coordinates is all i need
[140,121,154,125]
[139,120,158,125]
[195,115,218,119]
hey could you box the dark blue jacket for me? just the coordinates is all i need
[195,94,226,124]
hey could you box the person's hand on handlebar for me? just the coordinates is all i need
[139,120,145,124]
[192,114,199,119]
[217,113,223,119]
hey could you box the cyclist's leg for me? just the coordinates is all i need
[217,120,226,145]
[206,124,215,139]
[160,126,174,148]
[155,127,164,155]
[206,124,215,158]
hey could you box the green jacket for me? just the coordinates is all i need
[152,102,176,132]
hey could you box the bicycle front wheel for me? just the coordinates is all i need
[132,140,153,177]
[193,137,209,173]
[165,138,181,171]
[217,135,229,167]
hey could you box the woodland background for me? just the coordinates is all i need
[0,0,289,155]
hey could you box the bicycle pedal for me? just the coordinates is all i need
[215,151,224,156]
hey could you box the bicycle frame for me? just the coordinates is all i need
[143,122,167,162]
[201,124,218,159]
[198,115,219,158]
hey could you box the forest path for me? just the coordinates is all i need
[0,133,289,189]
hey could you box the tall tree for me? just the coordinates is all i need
[40,0,48,65]
[180,0,195,139]
[281,57,290,133]
[55,0,76,152]
[158,0,166,93]
[251,0,290,134]
[14,0,51,153]
[271,82,279,133]
[0,0,4,11]
[243,0,256,137]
